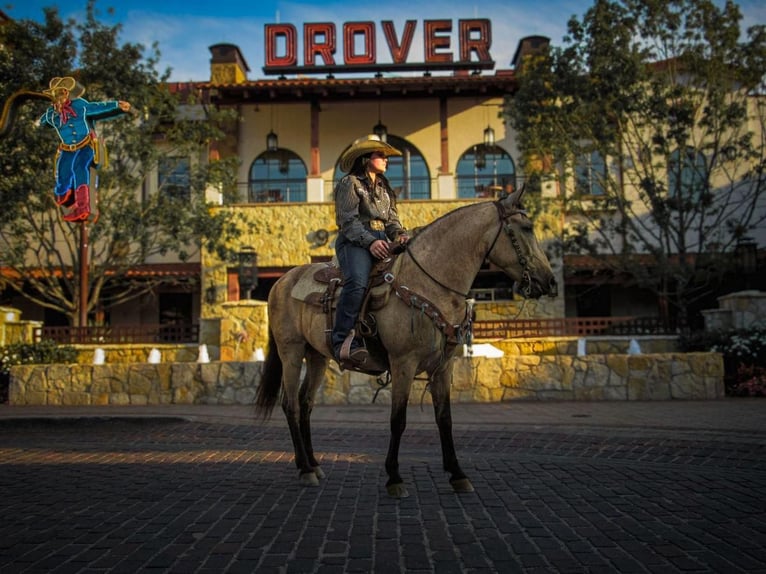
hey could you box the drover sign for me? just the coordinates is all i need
[263,19,494,75]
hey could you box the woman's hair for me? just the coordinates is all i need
[349,154,371,176]
[348,154,394,192]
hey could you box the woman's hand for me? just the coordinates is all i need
[369,239,390,259]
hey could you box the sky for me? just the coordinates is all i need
[4,0,765,82]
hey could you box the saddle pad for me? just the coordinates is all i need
[290,262,338,303]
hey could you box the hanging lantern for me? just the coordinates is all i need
[483,126,495,147]
[266,130,278,151]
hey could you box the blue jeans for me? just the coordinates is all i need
[331,231,386,352]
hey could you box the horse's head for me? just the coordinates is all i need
[487,187,558,299]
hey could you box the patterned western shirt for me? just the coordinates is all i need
[334,173,406,248]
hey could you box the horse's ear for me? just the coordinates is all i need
[501,184,525,208]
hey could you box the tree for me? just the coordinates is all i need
[0,1,246,326]
[507,0,766,327]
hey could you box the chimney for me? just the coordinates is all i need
[511,36,550,72]
[209,43,250,84]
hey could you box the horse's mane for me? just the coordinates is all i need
[407,200,496,248]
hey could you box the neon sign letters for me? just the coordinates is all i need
[263,19,494,75]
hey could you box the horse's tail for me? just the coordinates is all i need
[0,90,51,138]
[254,327,283,420]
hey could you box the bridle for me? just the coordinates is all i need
[403,199,535,298]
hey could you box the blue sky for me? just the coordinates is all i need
[5,0,764,82]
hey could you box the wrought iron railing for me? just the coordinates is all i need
[37,317,675,346]
[473,316,679,339]
[39,324,200,345]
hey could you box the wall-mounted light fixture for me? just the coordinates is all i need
[238,247,258,300]
[205,281,218,305]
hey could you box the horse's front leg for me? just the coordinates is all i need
[385,367,415,498]
[431,363,473,493]
[280,352,319,487]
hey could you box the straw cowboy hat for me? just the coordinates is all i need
[339,134,402,172]
[42,76,86,99]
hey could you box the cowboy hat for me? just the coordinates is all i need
[43,76,86,99]
[339,134,402,172]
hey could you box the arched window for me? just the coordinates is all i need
[456,145,516,198]
[249,149,307,203]
[332,135,431,199]
[668,147,706,203]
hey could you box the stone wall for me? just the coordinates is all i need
[9,351,722,406]
[702,290,766,331]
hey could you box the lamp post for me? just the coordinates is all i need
[79,222,88,331]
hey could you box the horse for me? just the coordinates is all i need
[254,187,558,498]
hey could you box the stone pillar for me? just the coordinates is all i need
[436,174,456,199]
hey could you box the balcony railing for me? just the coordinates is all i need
[40,324,200,345]
[473,316,679,339]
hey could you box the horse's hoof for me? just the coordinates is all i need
[386,483,410,498]
[299,471,320,487]
[313,466,326,479]
[450,478,474,493]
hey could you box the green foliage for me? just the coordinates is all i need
[506,0,766,324]
[0,339,78,402]
[679,327,766,395]
[0,0,249,325]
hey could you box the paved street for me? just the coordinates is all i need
[0,400,765,573]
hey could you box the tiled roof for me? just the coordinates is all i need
[185,72,517,103]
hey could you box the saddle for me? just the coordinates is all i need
[290,255,404,374]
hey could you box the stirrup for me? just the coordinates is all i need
[338,330,368,366]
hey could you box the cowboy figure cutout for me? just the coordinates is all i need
[39,76,131,222]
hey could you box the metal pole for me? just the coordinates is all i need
[79,221,88,330]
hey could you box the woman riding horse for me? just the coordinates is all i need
[256,179,558,498]
[332,135,410,368]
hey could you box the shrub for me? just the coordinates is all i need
[679,328,766,396]
[0,340,78,403]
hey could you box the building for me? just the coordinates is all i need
[1,16,762,340]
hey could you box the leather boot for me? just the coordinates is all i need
[62,185,90,222]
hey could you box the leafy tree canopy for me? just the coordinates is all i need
[507,0,766,324]
[0,0,247,325]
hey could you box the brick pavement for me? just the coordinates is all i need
[0,400,765,573]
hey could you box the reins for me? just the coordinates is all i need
[402,200,509,298]
[404,248,472,298]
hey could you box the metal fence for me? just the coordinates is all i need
[39,324,200,345]
[472,316,679,340]
[37,317,675,346]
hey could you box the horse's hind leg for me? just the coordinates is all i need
[431,363,474,493]
[280,345,320,486]
[299,348,328,480]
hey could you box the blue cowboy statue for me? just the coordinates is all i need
[39,76,131,222]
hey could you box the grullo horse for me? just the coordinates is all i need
[255,187,558,497]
